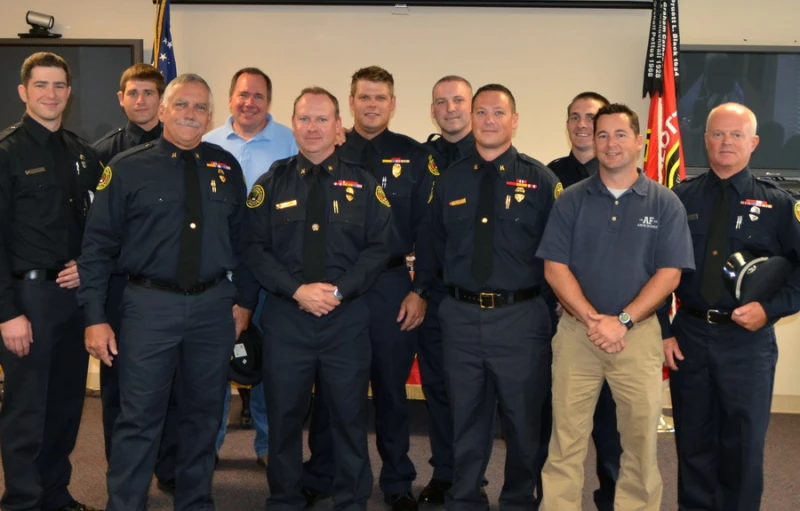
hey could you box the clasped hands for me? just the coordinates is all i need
[583,311,627,354]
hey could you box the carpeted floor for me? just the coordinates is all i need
[1,396,798,510]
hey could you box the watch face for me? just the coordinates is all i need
[619,312,631,323]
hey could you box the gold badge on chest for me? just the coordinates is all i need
[392,163,402,178]
[346,186,355,202]
[514,186,525,203]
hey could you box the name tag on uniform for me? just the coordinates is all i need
[687,213,699,221]
[276,199,298,210]
[24,167,46,175]
[449,198,467,206]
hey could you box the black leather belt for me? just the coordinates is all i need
[684,307,733,325]
[386,256,407,270]
[128,275,225,295]
[12,269,61,281]
[447,286,540,309]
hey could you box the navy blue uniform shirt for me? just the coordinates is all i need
[341,129,435,277]
[78,137,259,325]
[93,121,163,167]
[537,171,695,316]
[547,152,599,190]
[243,151,392,301]
[425,132,476,171]
[671,167,800,330]
[426,145,560,292]
[0,115,103,322]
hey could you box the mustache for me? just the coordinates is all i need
[176,119,202,128]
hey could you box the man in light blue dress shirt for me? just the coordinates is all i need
[203,67,297,467]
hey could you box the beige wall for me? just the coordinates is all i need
[3,0,799,406]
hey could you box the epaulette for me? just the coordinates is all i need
[518,152,548,169]
[671,174,701,196]
[202,141,229,155]
[111,142,155,164]
[62,128,92,146]
[426,133,441,144]
[94,127,123,144]
[339,154,361,167]
[0,123,22,143]
[265,155,295,181]
[392,131,427,151]
[450,153,471,167]
[679,173,702,184]
[755,176,789,192]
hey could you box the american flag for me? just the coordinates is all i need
[152,0,177,84]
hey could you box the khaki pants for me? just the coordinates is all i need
[541,313,664,511]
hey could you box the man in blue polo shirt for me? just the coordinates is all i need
[537,103,694,511]
[203,67,297,467]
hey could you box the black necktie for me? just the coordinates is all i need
[303,165,327,283]
[176,151,203,289]
[700,180,731,306]
[443,141,458,168]
[141,129,160,144]
[362,141,375,174]
[472,163,495,287]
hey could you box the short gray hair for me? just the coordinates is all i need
[161,73,214,117]
[706,102,758,136]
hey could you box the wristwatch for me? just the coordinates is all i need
[412,287,430,300]
[618,311,634,330]
[333,287,343,301]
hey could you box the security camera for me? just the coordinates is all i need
[18,11,62,38]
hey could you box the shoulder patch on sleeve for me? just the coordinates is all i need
[247,184,266,209]
[376,185,391,207]
[96,166,113,190]
[427,155,440,176]
[794,201,800,223]
[554,182,563,200]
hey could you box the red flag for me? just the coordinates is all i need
[643,0,684,189]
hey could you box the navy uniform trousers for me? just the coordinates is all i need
[0,280,88,511]
[263,293,372,511]
[670,309,777,511]
[417,283,498,486]
[106,279,236,511]
[304,267,417,496]
[100,274,179,482]
[440,295,551,511]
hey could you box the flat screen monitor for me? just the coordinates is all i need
[169,0,651,6]
[0,39,144,143]
[678,45,800,178]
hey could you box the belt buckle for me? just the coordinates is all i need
[479,292,495,309]
[706,309,720,324]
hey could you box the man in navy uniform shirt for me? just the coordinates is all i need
[78,73,258,511]
[419,75,474,506]
[303,66,435,511]
[93,63,165,165]
[426,83,559,511]
[245,86,391,511]
[538,104,694,511]
[547,92,609,189]
[91,63,179,494]
[542,91,621,511]
[665,103,800,511]
[0,51,103,511]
